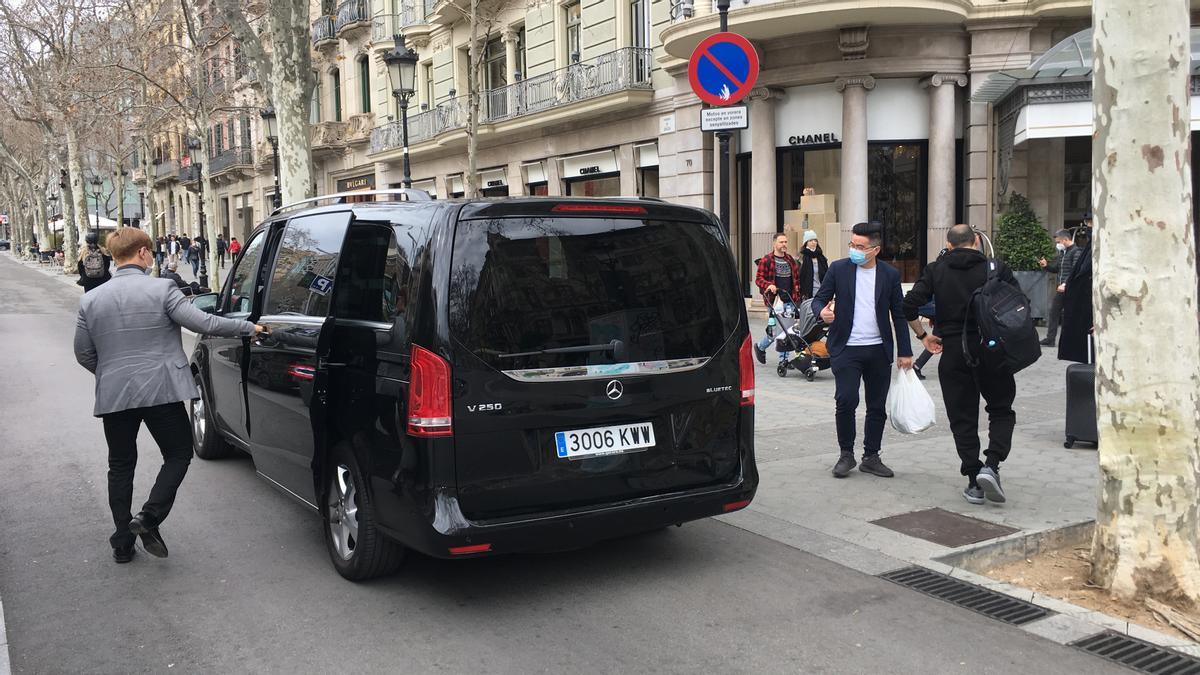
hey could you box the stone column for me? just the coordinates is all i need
[617,143,637,196]
[545,157,564,196]
[835,75,874,228]
[748,87,782,259]
[503,29,519,81]
[924,73,967,260]
[506,162,525,196]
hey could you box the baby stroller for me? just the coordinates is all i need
[769,290,832,381]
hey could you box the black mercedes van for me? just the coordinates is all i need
[188,192,758,580]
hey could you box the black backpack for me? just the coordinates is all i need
[962,260,1041,374]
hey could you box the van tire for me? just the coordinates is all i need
[323,441,405,580]
[191,390,235,460]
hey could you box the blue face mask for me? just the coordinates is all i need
[848,248,868,266]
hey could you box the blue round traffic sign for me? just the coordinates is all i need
[688,32,760,106]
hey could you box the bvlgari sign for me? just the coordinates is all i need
[336,174,376,192]
[788,133,839,146]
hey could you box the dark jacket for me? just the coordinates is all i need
[754,251,801,306]
[1059,239,1093,363]
[217,237,227,253]
[812,258,913,362]
[1046,245,1083,286]
[797,246,829,300]
[76,246,112,293]
[902,248,1019,339]
[160,270,189,291]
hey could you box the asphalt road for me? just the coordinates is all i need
[0,254,1124,674]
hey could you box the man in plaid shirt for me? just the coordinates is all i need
[754,233,802,365]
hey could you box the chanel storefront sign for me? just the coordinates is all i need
[788,133,839,146]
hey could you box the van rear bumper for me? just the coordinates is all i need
[394,474,756,559]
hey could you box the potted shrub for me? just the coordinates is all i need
[994,192,1056,320]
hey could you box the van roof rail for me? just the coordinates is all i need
[271,188,432,217]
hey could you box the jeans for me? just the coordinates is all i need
[101,402,194,549]
[937,336,1016,478]
[190,256,200,276]
[218,250,226,268]
[831,344,891,456]
[758,302,796,363]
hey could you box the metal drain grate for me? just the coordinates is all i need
[879,566,1050,626]
[1071,632,1200,674]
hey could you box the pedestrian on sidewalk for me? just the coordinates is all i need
[812,221,913,479]
[76,232,112,293]
[73,227,266,564]
[797,230,828,301]
[1037,229,1082,347]
[228,236,241,260]
[1058,215,1094,364]
[166,234,180,266]
[902,224,1020,506]
[154,236,165,269]
[753,233,802,366]
[188,240,201,276]
[216,233,227,268]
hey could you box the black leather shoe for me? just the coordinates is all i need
[832,454,857,478]
[112,546,135,564]
[913,366,927,381]
[129,514,168,558]
[753,342,767,365]
[859,454,895,478]
[1039,338,1055,347]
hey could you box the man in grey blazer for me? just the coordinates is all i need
[74,228,265,563]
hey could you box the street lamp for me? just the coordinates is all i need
[383,36,419,189]
[89,175,103,240]
[185,136,209,288]
[260,106,281,209]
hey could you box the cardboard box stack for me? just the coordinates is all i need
[783,193,841,259]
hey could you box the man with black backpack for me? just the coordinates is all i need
[902,224,1039,506]
[77,231,112,293]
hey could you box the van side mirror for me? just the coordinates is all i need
[191,292,220,314]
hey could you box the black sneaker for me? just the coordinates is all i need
[859,454,895,478]
[753,342,766,365]
[976,467,1006,503]
[1039,338,1055,347]
[832,454,857,478]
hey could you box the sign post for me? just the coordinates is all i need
[688,25,759,291]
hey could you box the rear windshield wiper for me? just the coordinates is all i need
[498,339,624,360]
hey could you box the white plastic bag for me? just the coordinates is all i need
[886,367,936,434]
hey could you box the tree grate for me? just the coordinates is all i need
[879,566,1050,626]
[1071,632,1200,674]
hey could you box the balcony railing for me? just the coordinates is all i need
[155,159,179,179]
[178,164,201,184]
[402,0,428,26]
[484,47,653,122]
[372,13,398,41]
[335,0,371,34]
[311,15,336,47]
[370,96,466,153]
[423,0,437,19]
[209,146,254,175]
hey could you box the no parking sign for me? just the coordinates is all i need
[688,32,760,106]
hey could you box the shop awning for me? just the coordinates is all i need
[411,179,437,198]
[562,150,618,179]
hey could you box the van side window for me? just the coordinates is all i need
[221,230,267,316]
[333,225,410,323]
[263,214,348,317]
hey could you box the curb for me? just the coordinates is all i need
[720,508,1199,660]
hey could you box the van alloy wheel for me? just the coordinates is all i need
[328,465,359,561]
[192,397,207,444]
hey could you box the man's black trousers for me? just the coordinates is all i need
[937,337,1016,477]
[831,344,891,456]
[1045,291,1065,341]
[101,402,193,549]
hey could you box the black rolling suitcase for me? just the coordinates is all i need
[1064,337,1097,448]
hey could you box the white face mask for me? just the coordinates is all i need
[1055,243,1066,252]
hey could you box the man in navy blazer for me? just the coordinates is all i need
[811,222,914,478]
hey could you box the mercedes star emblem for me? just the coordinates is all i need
[605,380,623,400]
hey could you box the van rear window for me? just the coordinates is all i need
[449,217,741,374]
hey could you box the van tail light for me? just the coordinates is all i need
[738,334,755,406]
[408,344,453,437]
[723,499,752,513]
